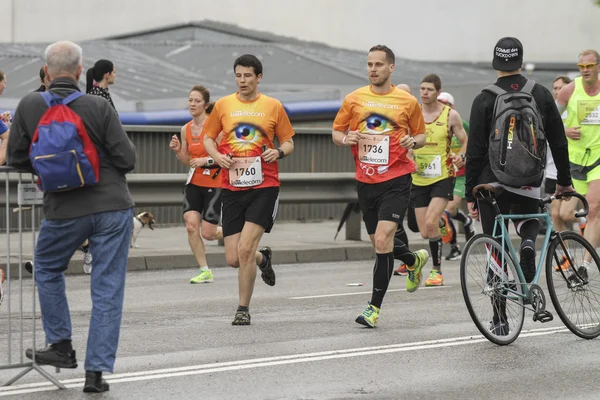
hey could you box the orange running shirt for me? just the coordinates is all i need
[203,93,295,191]
[333,85,425,184]
[185,120,220,188]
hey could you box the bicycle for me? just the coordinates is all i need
[461,184,600,345]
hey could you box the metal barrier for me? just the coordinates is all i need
[125,125,356,225]
[0,165,65,389]
[125,172,362,240]
[1,172,362,241]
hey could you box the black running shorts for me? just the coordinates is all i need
[410,177,455,208]
[221,187,280,237]
[357,174,412,235]
[183,184,222,225]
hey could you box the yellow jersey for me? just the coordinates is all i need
[412,105,454,186]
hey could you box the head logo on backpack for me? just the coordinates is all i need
[29,91,100,192]
[485,79,547,188]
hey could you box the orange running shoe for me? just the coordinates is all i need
[394,264,408,276]
[554,255,571,272]
[425,270,444,286]
[440,213,454,244]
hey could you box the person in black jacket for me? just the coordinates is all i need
[7,41,136,393]
[465,37,574,334]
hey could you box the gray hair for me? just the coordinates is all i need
[44,41,83,77]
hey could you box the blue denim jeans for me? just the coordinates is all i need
[34,208,133,372]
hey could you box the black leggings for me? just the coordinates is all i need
[477,190,540,240]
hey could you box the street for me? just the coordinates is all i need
[1,258,599,399]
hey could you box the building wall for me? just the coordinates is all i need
[1,0,598,63]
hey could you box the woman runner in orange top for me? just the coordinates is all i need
[170,85,223,283]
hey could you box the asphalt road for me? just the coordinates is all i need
[0,258,599,399]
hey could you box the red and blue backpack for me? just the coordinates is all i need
[29,91,100,192]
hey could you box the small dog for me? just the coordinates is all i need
[131,211,156,248]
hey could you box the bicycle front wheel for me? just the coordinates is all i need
[546,231,600,339]
[461,233,525,345]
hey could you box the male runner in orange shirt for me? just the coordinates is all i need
[204,54,295,325]
[332,45,429,328]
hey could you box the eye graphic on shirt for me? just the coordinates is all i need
[229,123,266,155]
[360,114,396,134]
[234,123,261,143]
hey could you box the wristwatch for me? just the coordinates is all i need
[277,148,285,159]
[411,137,417,148]
[459,153,466,161]
[206,157,214,166]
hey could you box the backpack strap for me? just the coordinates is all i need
[39,91,84,108]
[61,91,84,106]
[483,84,506,96]
[521,79,536,94]
[39,91,61,108]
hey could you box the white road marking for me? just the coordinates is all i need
[0,326,569,397]
[289,285,451,300]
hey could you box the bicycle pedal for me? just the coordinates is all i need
[532,310,554,323]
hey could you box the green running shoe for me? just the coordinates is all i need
[355,303,380,328]
[190,269,214,284]
[406,249,429,293]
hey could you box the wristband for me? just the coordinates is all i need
[342,136,347,145]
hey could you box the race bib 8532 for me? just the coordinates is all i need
[578,100,600,125]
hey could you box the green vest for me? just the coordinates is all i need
[565,77,600,165]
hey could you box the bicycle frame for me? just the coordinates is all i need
[488,200,555,301]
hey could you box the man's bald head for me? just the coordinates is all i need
[44,41,83,82]
[397,83,412,94]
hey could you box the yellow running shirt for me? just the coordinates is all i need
[412,105,454,186]
[565,77,600,166]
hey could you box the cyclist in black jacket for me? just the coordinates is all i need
[465,37,574,284]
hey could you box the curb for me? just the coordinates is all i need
[2,235,545,277]
[2,244,376,278]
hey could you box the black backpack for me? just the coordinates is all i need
[485,79,547,188]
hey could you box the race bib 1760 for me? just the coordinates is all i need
[358,135,390,165]
[229,157,263,187]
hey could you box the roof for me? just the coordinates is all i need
[0,21,576,114]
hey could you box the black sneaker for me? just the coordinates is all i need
[25,344,77,369]
[83,371,109,393]
[232,310,251,325]
[520,239,536,283]
[445,245,461,261]
[464,218,476,242]
[568,266,589,286]
[258,246,276,286]
[490,320,510,336]
[24,260,33,275]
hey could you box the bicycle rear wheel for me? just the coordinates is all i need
[460,233,525,345]
[546,231,600,339]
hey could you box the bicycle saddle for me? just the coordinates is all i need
[473,184,506,200]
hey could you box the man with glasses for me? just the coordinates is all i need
[557,49,600,266]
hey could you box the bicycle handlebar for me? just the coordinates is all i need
[541,192,588,218]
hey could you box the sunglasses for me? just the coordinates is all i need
[577,63,598,70]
